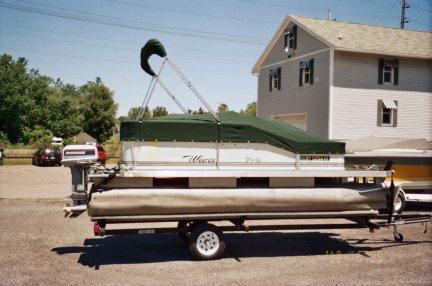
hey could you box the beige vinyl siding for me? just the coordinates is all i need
[261,24,328,67]
[332,51,432,140]
[258,49,330,138]
[272,113,307,130]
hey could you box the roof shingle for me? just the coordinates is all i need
[291,15,432,59]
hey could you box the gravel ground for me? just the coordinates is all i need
[0,165,431,286]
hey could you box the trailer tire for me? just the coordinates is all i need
[394,192,406,213]
[189,223,225,260]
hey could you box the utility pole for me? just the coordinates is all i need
[327,9,330,20]
[400,0,409,29]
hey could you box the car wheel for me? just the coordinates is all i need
[394,192,406,213]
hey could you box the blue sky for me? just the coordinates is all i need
[1,0,431,116]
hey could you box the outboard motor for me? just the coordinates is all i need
[62,144,98,216]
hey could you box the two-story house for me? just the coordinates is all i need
[253,15,432,141]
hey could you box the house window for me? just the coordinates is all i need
[378,58,399,85]
[377,99,398,127]
[303,67,311,84]
[284,25,297,53]
[382,107,393,125]
[383,65,393,83]
[272,73,279,89]
[288,32,295,49]
[268,67,281,91]
[299,59,314,86]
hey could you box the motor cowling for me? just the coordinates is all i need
[62,144,98,168]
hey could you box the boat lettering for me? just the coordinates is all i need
[183,155,216,163]
[138,229,155,234]
[246,157,261,163]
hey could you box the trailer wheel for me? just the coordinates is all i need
[394,192,406,213]
[177,221,191,243]
[189,223,225,260]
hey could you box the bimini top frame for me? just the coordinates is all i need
[138,39,218,121]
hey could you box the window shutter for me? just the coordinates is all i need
[392,100,398,127]
[269,72,273,92]
[377,100,383,126]
[284,33,288,49]
[293,25,297,50]
[309,59,314,84]
[378,58,384,85]
[277,67,281,90]
[299,68,303,87]
[393,59,399,85]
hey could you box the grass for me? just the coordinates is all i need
[2,158,33,165]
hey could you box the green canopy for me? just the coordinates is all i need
[140,39,167,76]
[120,112,345,154]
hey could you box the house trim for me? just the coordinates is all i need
[252,15,334,74]
[328,48,334,139]
[252,15,432,75]
[258,48,330,71]
[271,112,308,118]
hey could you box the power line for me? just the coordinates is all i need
[377,0,399,25]
[1,30,253,63]
[15,0,264,41]
[236,0,400,19]
[0,1,267,45]
[0,22,257,58]
[102,0,278,25]
[0,46,240,73]
[410,3,432,14]
[408,18,432,27]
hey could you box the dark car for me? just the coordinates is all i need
[32,148,62,166]
[97,145,108,164]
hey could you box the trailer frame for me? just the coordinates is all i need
[91,212,431,260]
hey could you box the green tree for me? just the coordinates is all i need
[244,102,257,116]
[192,107,205,114]
[81,78,118,142]
[22,125,53,148]
[45,85,83,139]
[217,103,229,113]
[0,54,52,143]
[126,106,150,120]
[152,106,168,117]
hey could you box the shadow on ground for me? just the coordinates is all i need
[51,232,431,268]
[405,202,432,212]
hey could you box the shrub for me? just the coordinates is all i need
[22,125,53,148]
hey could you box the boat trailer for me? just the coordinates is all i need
[90,212,431,260]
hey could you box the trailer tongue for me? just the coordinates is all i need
[61,39,431,260]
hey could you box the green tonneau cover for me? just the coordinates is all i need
[120,112,345,154]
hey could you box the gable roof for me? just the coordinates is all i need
[73,131,96,143]
[252,15,432,74]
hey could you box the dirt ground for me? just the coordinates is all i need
[0,165,431,286]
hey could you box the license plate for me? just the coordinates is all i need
[49,156,55,159]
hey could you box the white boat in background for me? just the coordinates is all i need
[345,136,432,212]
